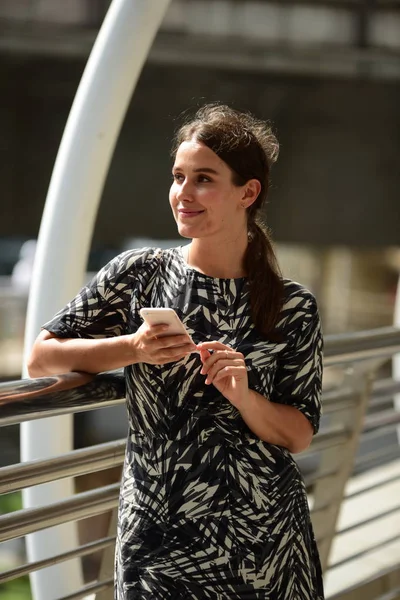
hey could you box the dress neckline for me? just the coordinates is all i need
[176,246,247,284]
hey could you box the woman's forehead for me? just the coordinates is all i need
[173,140,227,171]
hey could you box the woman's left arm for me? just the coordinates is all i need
[199,290,324,454]
[236,390,314,453]
[197,343,314,454]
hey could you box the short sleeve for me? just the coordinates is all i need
[270,291,323,434]
[42,248,159,340]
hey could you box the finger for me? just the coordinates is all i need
[201,350,243,374]
[159,344,196,361]
[205,359,244,383]
[213,365,247,382]
[142,325,170,341]
[156,335,196,350]
[197,341,229,352]
[201,350,229,375]
[199,348,211,363]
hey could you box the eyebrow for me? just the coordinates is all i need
[172,166,219,175]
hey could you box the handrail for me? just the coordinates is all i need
[0,536,116,585]
[0,483,120,543]
[0,439,126,495]
[0,327,399,426]
[323,326,400,365]
[60,579,114,600]
[0,371,126,426]
[1,325,400,599]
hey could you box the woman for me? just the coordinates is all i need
[28,103,324,599]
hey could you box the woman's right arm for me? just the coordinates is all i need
[27,326,197,378]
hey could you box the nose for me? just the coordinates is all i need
[176,178,194,202]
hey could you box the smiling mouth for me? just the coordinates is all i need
[178,210,205,217]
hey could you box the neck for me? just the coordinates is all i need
[186,235,249,279]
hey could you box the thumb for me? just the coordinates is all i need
[199,348,211,362]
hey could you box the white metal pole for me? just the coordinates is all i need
[394,274,400,445]
[21,1,171,599]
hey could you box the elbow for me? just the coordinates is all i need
[26,330,59,378]
[287,431,314,454]
[288,439,311,454]
[27,341,51,378]
[26,352,45,379]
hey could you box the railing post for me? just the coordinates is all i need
[96,508,119,600]
[311,363,378,570]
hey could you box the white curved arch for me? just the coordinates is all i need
[21,1,171,599]
[394,274,400,445]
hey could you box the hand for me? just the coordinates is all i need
[197,341,249,409]
[132,323,197,365]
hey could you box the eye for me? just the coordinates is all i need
[172,173,184,182]
[197,174,211,183]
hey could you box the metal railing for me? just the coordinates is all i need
[1,327,400,599]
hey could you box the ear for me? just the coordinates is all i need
[240,179,261,209]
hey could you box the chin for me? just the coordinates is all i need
[177,225,198,239]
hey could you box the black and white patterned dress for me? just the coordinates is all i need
[43,246,324,600]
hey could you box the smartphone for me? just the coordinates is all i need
[139,308,193,342]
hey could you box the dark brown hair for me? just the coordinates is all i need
[172,103,284,338]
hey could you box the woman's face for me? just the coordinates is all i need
[169,140,247,242]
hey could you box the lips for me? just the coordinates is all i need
[178,209,205,218]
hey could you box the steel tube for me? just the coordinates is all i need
[59,579,114,600]
[302,427,350,455]
[0,536,116,585]
[346,473,400,499]
[0,440,125,495]
[0,371,125,428]
[355,444,400,470]
[0,484,120,543]
[337,505,400,536]
[324,327,400,366]
[329,533,400,569]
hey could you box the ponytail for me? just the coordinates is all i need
[243,218,284,340]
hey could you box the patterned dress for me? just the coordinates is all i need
[43,246,324,600]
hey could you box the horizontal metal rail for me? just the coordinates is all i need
[364,409,400,431]
[0,330,399,430]
[328,563,400,600]
[0,439,125,495]
[337,505,400,536]
[0,536,116,585]
[346,472,400,499]
[0,483,119,543]
[301,425,350,455]
[323,327,400,366]
[59,579,114,600]
[376,588,400,600]
[0,325,399,598]
[355,443,400,471]
[371,377,400,400]
[329,532,400,569]
[0,370,126,427]
[361,422,400,444]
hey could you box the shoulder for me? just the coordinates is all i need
[278,278,321,335]
[96,247,162,280]
[281,278,318,311]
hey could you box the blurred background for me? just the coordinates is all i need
[0,0,399,598]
